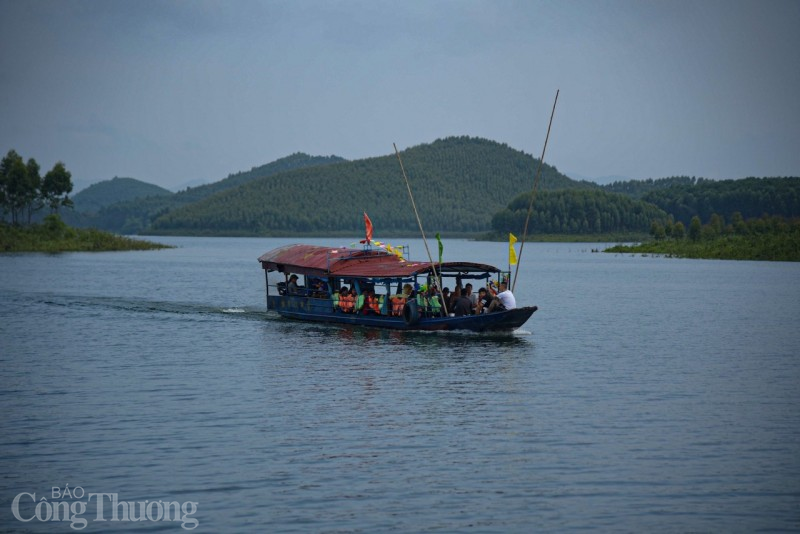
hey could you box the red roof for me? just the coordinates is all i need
[258,244,499,278]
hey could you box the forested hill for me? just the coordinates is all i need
[71,177,172,213]
[174,152,346,204]
[76,153,344,234]
[602,176,698,198]
[148,137,591,236]
[641,176,800,225]
[491,189,668,236]
[488,176,800,238]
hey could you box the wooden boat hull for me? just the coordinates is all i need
[268,295,537,332]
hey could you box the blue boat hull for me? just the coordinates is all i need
[267,295,536,332]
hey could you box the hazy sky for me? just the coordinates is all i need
[2,0,798,191]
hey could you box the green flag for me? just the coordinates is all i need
[435,232,443,264]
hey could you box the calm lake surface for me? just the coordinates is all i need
[1,237,798,532]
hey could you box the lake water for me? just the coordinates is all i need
[1,237,798,532]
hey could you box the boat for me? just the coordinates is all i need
[258,243,537,332]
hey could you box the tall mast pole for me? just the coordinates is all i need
[513,89,559,292]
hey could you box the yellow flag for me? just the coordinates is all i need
[509,233,518,265]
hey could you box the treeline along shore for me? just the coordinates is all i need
[605,213,800,262]
[1,214,172,252]
[1,149,170,252]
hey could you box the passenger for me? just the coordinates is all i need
[354,288,367,313]
[390,293,406,316]
[488,282,516,312]
[488,279,499,297]
[390,284,412,317]
[377,292,386,314]
[464,283,477,308]
[311,278,329,297]
[475,287,492,314]
[339,286,355,313]
[415,284,431,316]
[287,274,301,294]
[452,291,472,317]
[363,289,381,315]
[428,285,443,316]
[449,282,462,310]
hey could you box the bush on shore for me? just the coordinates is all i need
[605,213,800,261]
[1,214,172,252]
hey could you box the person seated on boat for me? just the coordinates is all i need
[390,288,408,316]
[488,282,516,312]
[403,283,413,298]
[475,287,492,314]
[413,285,441,317]
[390,295,405,316]
[414,285,428,316]
[276,281,288,295]
[354,290,366,313]
[449,282,462,310]
[310,277,329,297]
[362,289,381,315]
[452,291,473,317]
[464,283,478,308]
[427,285,443,317]
[287,274,302,294]
[441,287,451,307]
[338,286,355,313]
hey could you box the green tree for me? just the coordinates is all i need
[0,150,32,224]
[650,220,666,240]
[689,215,702,241]
[0,150,14,221]
[664,215,674,238]
[731,211,747,235]
[41,162,73,214]
[24,158,42,223]
[673,221,686,239]
[709,213,724,236]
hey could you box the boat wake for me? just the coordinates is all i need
[10,290,267,323]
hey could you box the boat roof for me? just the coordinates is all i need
[258,244,500,278]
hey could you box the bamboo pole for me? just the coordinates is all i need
[512,89,559,293]
[393,143,448,316]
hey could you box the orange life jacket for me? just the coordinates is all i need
[339,293,355,313]
[365,295,381,314]
[390,295,406,316]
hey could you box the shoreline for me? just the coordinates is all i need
[1,216,173,253]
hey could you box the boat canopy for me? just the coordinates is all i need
[258,244,500,278]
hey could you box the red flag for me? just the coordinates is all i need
[363,212,373,244]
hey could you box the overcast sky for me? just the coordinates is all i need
[2,0,798,191]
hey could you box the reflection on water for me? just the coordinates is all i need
[272,319,533,348]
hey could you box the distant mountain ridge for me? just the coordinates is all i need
[566,171,634,185]
[149,136,590,236]
[73,153,345,234]
[65,137,799,238]
[71,177,172,213]
[173,152,346,204]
